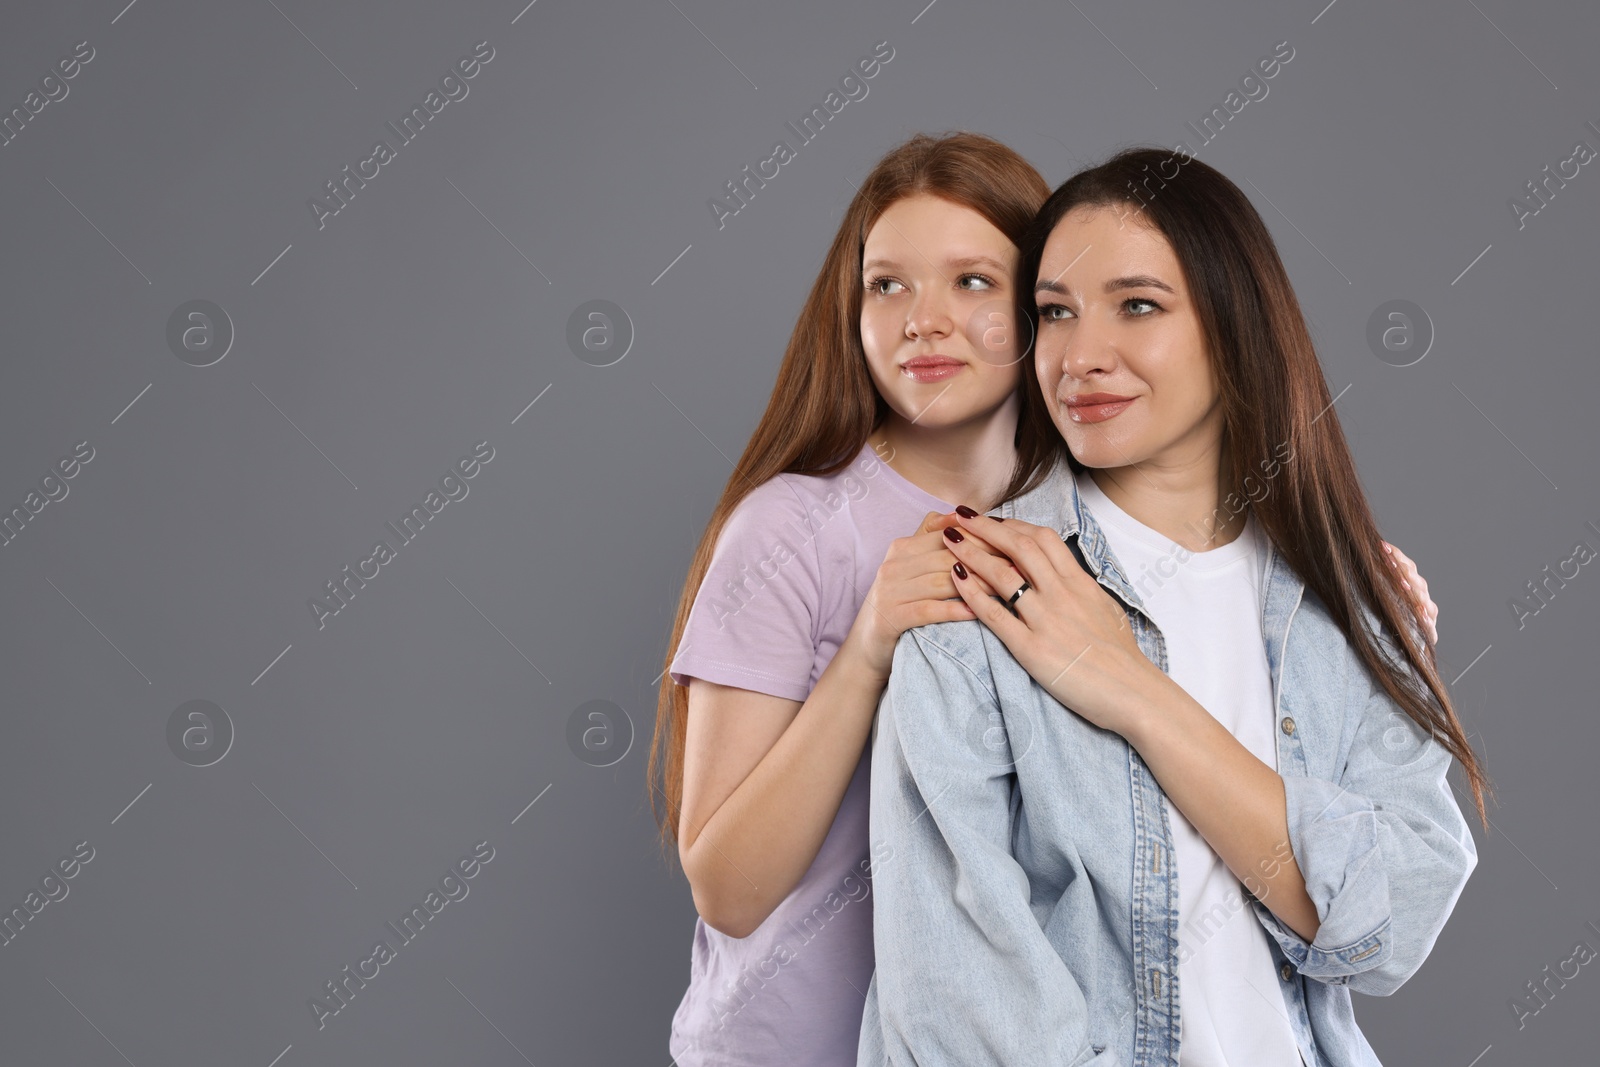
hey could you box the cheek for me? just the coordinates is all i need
[1034,336,1065,392]
[1142,359,1217,436]
[1180,348,1220,411]
[859,308,898,364]
[965,300,1020,367]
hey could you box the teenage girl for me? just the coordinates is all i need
[647,131,1441,1067]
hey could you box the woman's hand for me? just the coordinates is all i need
[847,511,1006,679]
[1383,540,1439,646]
[939,508,1164,736]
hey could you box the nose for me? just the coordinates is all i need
[906,284,954,340]
[1056,310,1118,382]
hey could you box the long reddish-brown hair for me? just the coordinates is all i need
[1015,146,1492,826]
[647,131,1064,854]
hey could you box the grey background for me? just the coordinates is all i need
[0,0,1594,1064]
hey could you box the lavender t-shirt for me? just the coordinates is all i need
[667,441,954,1067]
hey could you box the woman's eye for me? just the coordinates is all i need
[1038,302,1075,321]
[958,273,995,291]
[866,276,904,295]
[1125,297,1160,315]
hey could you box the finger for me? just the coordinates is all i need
[1386,541,1418,580]
[950,556,1030,643]
[945,533,1030,611]
[952,513,1077,600]
[923,597,979,623]
[1384,541,1417,588]
[1385,541,1424,589]
[917,520,996,556]
[939,522,1006,563]
[1384,541,1434,620]
[902,543,998,601]
[1401,582,1436,643]
[903,564,1002,604]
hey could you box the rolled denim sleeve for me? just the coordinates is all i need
[1251,675,1478,996]
[863,624,1106,1066]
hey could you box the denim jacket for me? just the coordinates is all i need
[855,453,1478,1067]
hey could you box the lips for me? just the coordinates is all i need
[901,355,964,383]
[1062,393,1136,424]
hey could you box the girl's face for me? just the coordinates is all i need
[1032,205,1224,474]
[859,194,1025,434]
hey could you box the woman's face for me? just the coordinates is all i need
[1032,204,1223,474]
[859,194,1025,434]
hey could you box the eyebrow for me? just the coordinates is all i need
[1034,273,1176,296]
[862,254,1012,274]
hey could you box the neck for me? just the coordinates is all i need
[870,395,1023,512]
[1086,444,1245,552]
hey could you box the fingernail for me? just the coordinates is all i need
[944,527,964,543]
[955,504,979,518]
[953,561,968,579]
[1383,543,1393,554]
[1402,580,1410,590]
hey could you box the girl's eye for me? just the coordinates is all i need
[865,275,904,295]
[1037,302,1075,322]
[1125,297,1160,315]
[957,273,996,291]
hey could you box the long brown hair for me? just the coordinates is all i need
[1015,146,1492,826]
[647,131,1064,854]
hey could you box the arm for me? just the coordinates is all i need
[1122,675,1323,942]
[1123,630,1477,995]
[1244,678,1478,995]
[678,504,978,939]
[867,624,1102,1066]
[678,633,889,938]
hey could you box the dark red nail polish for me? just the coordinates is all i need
[953,561,968,579]
[944,526,964,543]
[955,504,978,518]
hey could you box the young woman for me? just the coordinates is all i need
[855,148,1490,1066]
[648,133,1442,1067]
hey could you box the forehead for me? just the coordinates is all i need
[1039,205,1178,277]
[862,194,1014,265]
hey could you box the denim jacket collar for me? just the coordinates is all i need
[994,451,1308,687]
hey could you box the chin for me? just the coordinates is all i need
[1061,434,1137,470]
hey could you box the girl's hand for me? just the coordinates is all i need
[1383,540,1439,646]
[848,511,1005,679]
[940,508,1161,735]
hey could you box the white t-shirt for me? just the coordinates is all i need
[1075,470,1305,1067]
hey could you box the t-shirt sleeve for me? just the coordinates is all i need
[668,477,823,703]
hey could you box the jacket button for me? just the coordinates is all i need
[1280,962,1293,981]
[1280,716,1296,736]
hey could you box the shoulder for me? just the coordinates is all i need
[894,618,1001,705]
[1294,583,1421,688]
[1284,584,1364,689]
[1287,583,1439,771]
[723,453,908,565]
[722,455,875,530]
[712,474,815,552]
